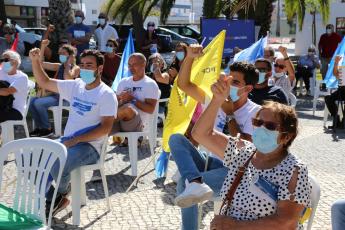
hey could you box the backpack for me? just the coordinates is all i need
[0,80,14,111]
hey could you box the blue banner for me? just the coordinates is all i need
[201,19,255,58]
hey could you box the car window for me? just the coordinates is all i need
[182,28,193,36]
[170,28,179,34]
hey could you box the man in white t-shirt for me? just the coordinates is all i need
[112,53,159,135]
[30,48,117,216]
[0,50,28,123]
[94,12,119,53]
[169,44,261,230]
[325,55,345,129]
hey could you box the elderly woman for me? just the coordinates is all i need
[29,39,79,137]
[191,76,311,230]
[0,50,29,123]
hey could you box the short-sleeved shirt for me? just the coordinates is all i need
[318,32,342,58]
[0,69,28,115]
[249,85,288,105]
[273,74,295,98]
[116,75,160,122]
[67,23,91,55]
[147,71,172,99]
[220,137,311,230]
[233,99,261,136]
[0,37,25,57]
[94,24,119,52]
[57,79,117,153]
[298,54,320,70]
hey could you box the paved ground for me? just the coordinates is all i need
[1,95,344,230]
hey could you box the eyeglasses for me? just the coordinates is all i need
[252,118,281,131]
[147,24,155,27]
[274,64,285,69]
[0,58,10,62]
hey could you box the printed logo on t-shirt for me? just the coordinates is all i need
[216,114,226,130]
[249,175,279,204]
[72,97,96,116]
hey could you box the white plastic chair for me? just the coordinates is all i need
[0,138,67,229]
[48,96,70,136]
[1,80,35,145]
[288,92,297,108]
[70,137,110,226]
[312,80,331,116]
[115,96,160,176]
[306,176,321,230]
[158,98,169,124]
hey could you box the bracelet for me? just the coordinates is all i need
[284,57,290,61]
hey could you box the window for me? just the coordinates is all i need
[92,9,97,14]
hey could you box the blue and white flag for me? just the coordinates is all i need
[112,30,135,91]
[325,37,345,89]
[233,36,267,63]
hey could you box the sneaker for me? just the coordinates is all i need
[38,129,53,138]
[90,170,102,182]
[29,128,41,137]
[171,170,181,183]
[174,180,213,208]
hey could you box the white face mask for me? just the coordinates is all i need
[274,72,285,78]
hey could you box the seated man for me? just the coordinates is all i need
[30,48,117,215]
[325,55,345,128]
[0,50,29,123]
[112,52,160,135]
[296,45,320,95]
[249,58,288,105]
[169,44,261,230]
[271,46,296,97]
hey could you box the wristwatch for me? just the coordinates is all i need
[130,99,137,105]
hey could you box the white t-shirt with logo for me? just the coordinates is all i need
[116,75,160,122]
[57,79,118,153]
[0,69,28,115]
[202,95,227,133]
[233,99,261,136]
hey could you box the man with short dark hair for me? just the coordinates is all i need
[67,10,91,56]
[318,24,342,80]
[249,58,288,105]
[94,12,119,53]
[30,48,117,215]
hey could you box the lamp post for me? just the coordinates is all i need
[276,0,281,37]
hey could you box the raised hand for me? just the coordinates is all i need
[48,24,55,33]
[186,44,203,59]
[278,46,288,57]
[335,55,343,64]
[41,39,50,47]
[29,48,41,61]
[211,75,232,103]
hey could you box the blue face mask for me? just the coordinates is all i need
[229,85,242,102]
[75,16,83,24]
[59,55,68,63]
[252,126,280,154]
[258,72,266,84]
[105,46,113,53]
[80,69,96,84]
[3,61,12,73]
[176,52,185,61]
[98,18,106,25]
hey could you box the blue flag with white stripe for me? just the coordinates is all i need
[233,36,267,63]
[325,37,345,89]
[112,30,135,91]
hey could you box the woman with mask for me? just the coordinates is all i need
[192,77,311,230]
[0,50,28,123]
[29,39,79,137]
[142,21,160,59]
[101,38,121,87]
[168,42,187,82]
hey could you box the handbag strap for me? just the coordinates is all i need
[219,152,255,214]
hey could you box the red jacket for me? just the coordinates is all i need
[318,32,342,58]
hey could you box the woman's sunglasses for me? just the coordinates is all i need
[274,64,285,69]
[0,58,10,63]
[252,118,280,131]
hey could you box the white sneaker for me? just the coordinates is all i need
[171,170,181,183]
[175,180,213,208]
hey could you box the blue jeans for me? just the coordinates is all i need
[332,199,345,230]
[46,142,99,201]
[169,134,228,230]
[29,95,59,129]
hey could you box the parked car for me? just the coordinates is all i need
[159,24,202,42]
[23,27,46,37]
[155,27,198,48]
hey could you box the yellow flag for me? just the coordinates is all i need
[162,30,226,152]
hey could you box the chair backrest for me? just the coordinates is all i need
[99,136,109,164]
[288,92,297,107]
[0,138,67,228]
[142,91,161,134]
[24,80,36,117]
[307,176,321,230]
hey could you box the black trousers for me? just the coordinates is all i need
[325,86,345,117]
[295,66,313,91]
[0,108,23,123]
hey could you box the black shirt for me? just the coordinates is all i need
[249,85,288,105]
[147,71,172,99]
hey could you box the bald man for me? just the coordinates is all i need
[67,10,91,56]
[94,12,119,53]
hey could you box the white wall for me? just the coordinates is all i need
[295,1,345,55]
